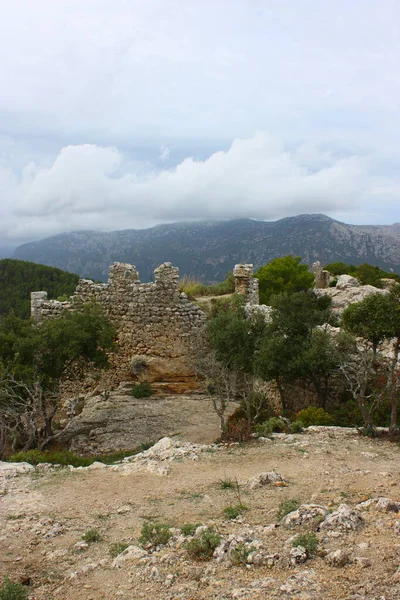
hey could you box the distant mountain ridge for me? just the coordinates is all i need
[13,214,400,283]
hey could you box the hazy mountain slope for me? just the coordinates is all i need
[13,214,400,282]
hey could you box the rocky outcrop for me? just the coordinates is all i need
[315,274,388,315]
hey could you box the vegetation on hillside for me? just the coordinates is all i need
[254,256,314,305]
[324,261,400,287]
[0,304,115,456]
[0,259,79,319]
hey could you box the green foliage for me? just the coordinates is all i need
[230,542,255,566]
[0,304,115,451]
[82,529,102,543]
[290,420,304,433]
[181,523,202,536]
[223,504,248,519]
[325,261,400,287]
[131,382,153,398]
[296,407,334,427]
[254,417,287,437]
[109,543,129,558]
[184,529,221,561]
[276,499,300,520]
[9,445,149,466]
[0,577,27,600]
[219,478,234,489]
[292,532,318,556]
[139,522,171,548]
[255,256,314,306]
[0,258,79,319]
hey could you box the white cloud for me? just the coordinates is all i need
[159,146,170,161]
[2,131,395,245]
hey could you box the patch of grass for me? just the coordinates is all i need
[131,382,153,398]
[179,273,235,300]
[139,522,171,548]
[340,491,350,498]
[82,528,102,543]
[9,444,152,468]
[184,529,221,561]
[219,477,234,489]
[276,499,300,521]
[109,542,129,558]
[230,542,255,566]
[0,577,28,600]
[292,532,318,556]
[181,523,202,537]
[223,503,248,520]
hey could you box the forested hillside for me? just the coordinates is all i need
[0,259,79,319]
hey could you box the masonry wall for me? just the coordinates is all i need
[31,262,207,390]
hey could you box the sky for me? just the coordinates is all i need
[1,0,400,252]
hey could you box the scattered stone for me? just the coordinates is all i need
[376,497,400,513]
[325,549,351,567]
[290,545,308,565]
[247,471,285,489]
[0,462,35,478]
[113,545,148,568]
[354,556,372,568]
[319,504,364,531]
[281,504,328,527]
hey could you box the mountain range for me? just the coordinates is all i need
[13,214,400,283]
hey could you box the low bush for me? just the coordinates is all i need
[139,522,171,548]
[289,420,304,433]
[219,477,234,489]
[223,503,248,520]
[185,529,221,561]
[292,532,318,556]
[0,577,27,600]
[179,273,235,300]
[296,407,334,427]
[276,498,300,520]
[109,542,129,558]
[254,417,288,437]
[82,528,102,543]
[9,445,150,467]
[230,542,255,566]
[181,523,202,537]
[131,382,153,398]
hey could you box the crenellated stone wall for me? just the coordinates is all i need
[31,262,207,391]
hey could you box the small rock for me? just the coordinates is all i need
[376,497,400,513]
[325,549,351,567]
[112,545,148,568]
[247,471,286,489]
[290,545,308,565]
[354,556,371,568]
[320,504,364,531]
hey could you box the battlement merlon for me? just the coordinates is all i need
[233,263,259,305]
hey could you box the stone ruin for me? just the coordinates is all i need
[31,261,260,392]
[312,261,330,289]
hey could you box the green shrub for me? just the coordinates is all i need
[82,528,102,543]
[296,407,334,427]
[254,417,288,437]
[184,529,221,561]
[181,523,202,537]
[9,449,92,467]
[109,542,129,558]
[131,382,153,398]
[292,532,318,556]
[139,522,171,548]
[0,577,27,600]
[230,542,256,566]
[289,420,304,434]
[276,499,300,520]
[223,504,247,520]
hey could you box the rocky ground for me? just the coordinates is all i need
[1,428,400,600]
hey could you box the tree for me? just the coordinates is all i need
[255,291,337,410]
[341,290,400,432]
[254,256,314,305]
[205,296,266,425]
[0,304,115,454]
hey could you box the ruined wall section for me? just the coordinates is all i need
[31,262,206,389]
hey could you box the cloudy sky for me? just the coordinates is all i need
[1,0,400,251]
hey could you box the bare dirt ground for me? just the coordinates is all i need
[1,428,400,600]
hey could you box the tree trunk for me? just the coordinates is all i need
[389,338,400,433]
